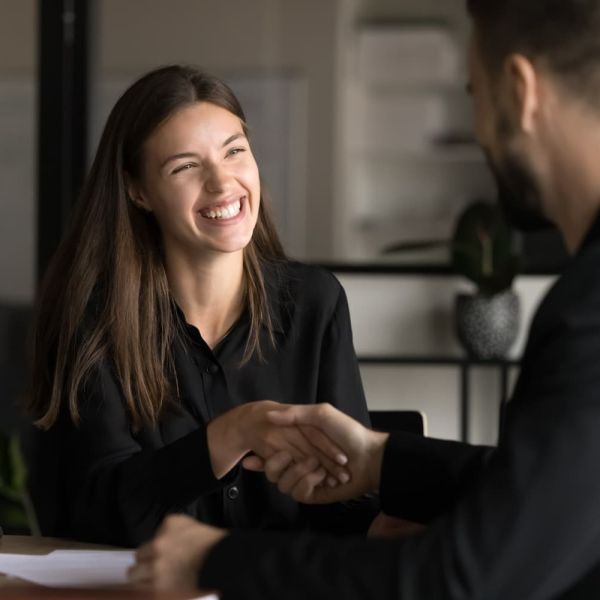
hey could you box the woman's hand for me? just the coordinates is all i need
[207,400,350,483]
[129,514,225,592]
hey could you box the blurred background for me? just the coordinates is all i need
[0,0,565,455]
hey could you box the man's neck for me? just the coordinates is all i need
[543,113,600,254]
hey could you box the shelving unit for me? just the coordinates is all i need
[357,354,519,443]
[335,20,495,263]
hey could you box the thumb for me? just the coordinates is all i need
[266,409,297,426]
[266,404,324,427]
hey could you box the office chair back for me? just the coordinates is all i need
[369,410,426,436]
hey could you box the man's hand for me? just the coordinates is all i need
[128,514,226,592]
[243,403,389,504]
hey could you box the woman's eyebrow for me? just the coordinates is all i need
[160,152,199,168]
[160,133,246,168]
[222,132,246,147]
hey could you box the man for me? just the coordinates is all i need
[129,1,600,597]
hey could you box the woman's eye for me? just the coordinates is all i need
[172,163,195,174]
[227,147,246,158]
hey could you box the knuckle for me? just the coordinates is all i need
[265,467,279,483]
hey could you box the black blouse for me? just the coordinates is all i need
[26,261,377,546]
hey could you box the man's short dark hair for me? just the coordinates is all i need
[467,0,600,100]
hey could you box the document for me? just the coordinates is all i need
[0,548,218,597]
[0,549,135,587]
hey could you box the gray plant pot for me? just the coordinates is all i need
[455,290,520,359]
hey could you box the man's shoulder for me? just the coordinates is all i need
[537,241,600,326]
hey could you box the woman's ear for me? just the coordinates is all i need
[125,175,152,212]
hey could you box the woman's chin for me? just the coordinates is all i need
[197,234,254,256]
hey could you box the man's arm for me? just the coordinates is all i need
[244,403,490,523]
[132,386,600,600]
[201,310,600,599]
[199,395,600,599]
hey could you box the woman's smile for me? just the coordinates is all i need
[198,196,244,223]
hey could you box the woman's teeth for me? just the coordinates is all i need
[203,199,242,220]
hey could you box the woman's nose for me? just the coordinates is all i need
[204,163,231,193]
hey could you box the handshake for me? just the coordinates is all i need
[238,402,390,505]
[130,403,421,591]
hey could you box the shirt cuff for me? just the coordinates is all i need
[379,431,449,522]
[157,427,239,505]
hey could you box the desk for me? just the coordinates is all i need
[0,535,204,599]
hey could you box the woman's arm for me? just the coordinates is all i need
[57,363,224,546]
[54,363,347,546]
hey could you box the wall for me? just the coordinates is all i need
[338,273,556,443]
[0,0,37,303]
[92,0,342,260]
[334,0,483,260]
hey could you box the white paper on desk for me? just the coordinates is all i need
[0,549,135,587]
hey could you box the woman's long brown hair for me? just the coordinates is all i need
[28,65,285,431]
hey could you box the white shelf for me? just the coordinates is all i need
[349,145,485,163]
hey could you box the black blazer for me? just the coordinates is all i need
[199,216,600,600]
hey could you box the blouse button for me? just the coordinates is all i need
[205,363,219,375]
[227,485,240,500]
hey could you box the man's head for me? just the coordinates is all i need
[466,0,600,236]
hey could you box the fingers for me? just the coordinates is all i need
[243,450,355,505]
[298,423,348,465]
[245,450,339,493]
[266,425,351,483]
[273,455,327,498]
[273,425,318,463]
[241,454,265,471]
[129,544,162,588]
[265,404,349,465]
[134,542,156,562]
[290,468,331,503]
[287,425,350,481]
[128,561,152,585]
[267,403,359,450]
[275,455,319,495]
[262,450,294,483]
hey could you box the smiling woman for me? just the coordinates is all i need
[24,65,377,546]
[130,102,261,264]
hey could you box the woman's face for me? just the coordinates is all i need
[133,101,261,258]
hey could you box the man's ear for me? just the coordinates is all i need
[125,175,152,212]
[504,53,540,134]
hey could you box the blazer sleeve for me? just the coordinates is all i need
[56,363,233,546]
[199,308,600,600]
[379,431,492,522]
[300,281,379,534]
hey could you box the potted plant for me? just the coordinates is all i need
[0,431,30,534]
[384,200,522,359]
[451,201,521,359]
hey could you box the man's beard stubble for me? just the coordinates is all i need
[484,149,555,232]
